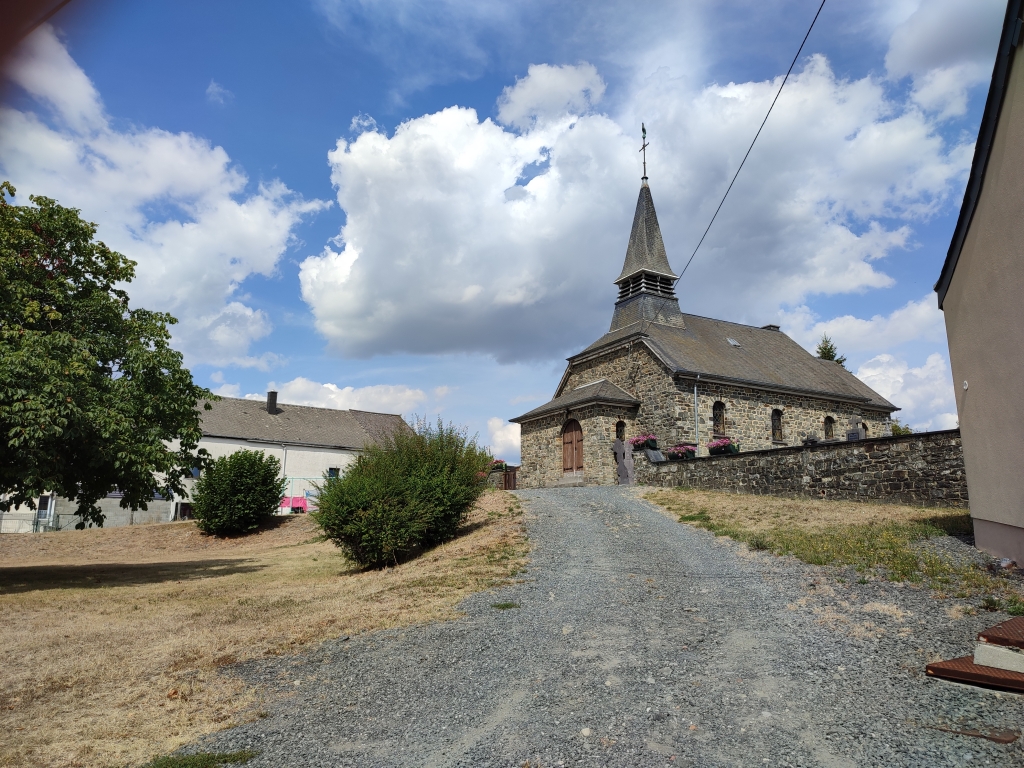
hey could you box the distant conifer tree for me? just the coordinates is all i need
[815,334,847,369]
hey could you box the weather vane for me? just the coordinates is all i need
[640,123,649,179]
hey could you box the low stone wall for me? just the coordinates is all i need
[635,429,967,508]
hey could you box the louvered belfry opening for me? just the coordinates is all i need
[562,419,583,474]
[609,180,685,331]
[616,273,676,301]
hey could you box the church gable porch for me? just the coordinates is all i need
[518,405,637,488]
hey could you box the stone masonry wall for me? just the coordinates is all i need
[560,342,892,454]
[635,429,967,507]
[518,404,637,489]
[561,343,681,450]
[679,379,893,452]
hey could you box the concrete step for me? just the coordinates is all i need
[974,641,1024,674]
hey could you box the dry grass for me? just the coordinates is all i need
[0,490,528,768]
[644,488,1024,608]
[645,489,968,535]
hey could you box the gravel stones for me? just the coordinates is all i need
[191,487,1024,767]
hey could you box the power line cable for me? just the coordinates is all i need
[677,0,828,281]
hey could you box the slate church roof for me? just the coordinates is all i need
[513,176,897,424]
[574,316,895,409]
[199,396,412,450]
[511,379,640,423]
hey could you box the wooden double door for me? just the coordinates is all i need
[562,419,583,474]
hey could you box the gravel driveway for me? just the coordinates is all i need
[198,487,1024,767]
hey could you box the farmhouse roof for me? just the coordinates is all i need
[199,397,411,450]
[510,379,640,423]
[935,0,1023,308]
[616,182,678,283]
[566,315,896,411]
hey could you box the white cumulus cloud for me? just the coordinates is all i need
[0,25,327,368]
[497,63,605,130]
[300,56,971,361]
[487,417,521,461]
[885,0,1005,118]
[856,353,958,431]
[246,377,428,415]
[781,294,946,355]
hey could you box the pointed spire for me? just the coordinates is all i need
[608,148,685,332]
[616,183,678,283]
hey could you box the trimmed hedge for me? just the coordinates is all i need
[313,418,491,568]
[191,449,286,535]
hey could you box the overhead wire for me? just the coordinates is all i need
[676,0,829,281]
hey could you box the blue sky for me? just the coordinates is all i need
[0,0,1006,461]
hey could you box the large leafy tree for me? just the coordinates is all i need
[0,182,213,527]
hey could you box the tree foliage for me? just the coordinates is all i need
[890,418,914,436]
[313,417,491,568]
[815,334,847,368]
[190,450,286,536]
[0,182,213,527]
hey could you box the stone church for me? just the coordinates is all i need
[512,177,898,488]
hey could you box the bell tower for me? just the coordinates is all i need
[609,126,684,331]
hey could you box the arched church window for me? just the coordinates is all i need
[824,416,835,440]
[615,421,626,441]
[771,409,784,442]
[712,402,726,436]
[562,419,583,474]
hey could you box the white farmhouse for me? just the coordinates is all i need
[1,391,410,531]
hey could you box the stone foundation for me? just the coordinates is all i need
[636,429,967,508]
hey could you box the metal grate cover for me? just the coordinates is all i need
[978,617,1024,649]
[927,655,1024,693]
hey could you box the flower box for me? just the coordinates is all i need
[707,438,739,456]
[628,434,657,451]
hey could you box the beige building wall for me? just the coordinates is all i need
[941,44,1024,562]
[187,436,360,502]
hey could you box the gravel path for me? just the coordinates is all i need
[197,487,1024,767]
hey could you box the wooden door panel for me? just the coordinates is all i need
[562,419,583,473]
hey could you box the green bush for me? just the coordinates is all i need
[313,417,491,568]
[191,449,286,535]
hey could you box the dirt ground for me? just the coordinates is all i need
[0,490,527,768]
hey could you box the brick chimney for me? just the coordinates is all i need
[266,390,278,414]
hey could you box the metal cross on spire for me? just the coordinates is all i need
[639,123,649,180]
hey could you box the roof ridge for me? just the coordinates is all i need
[679,312,785,331]
[212,396,374,417]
